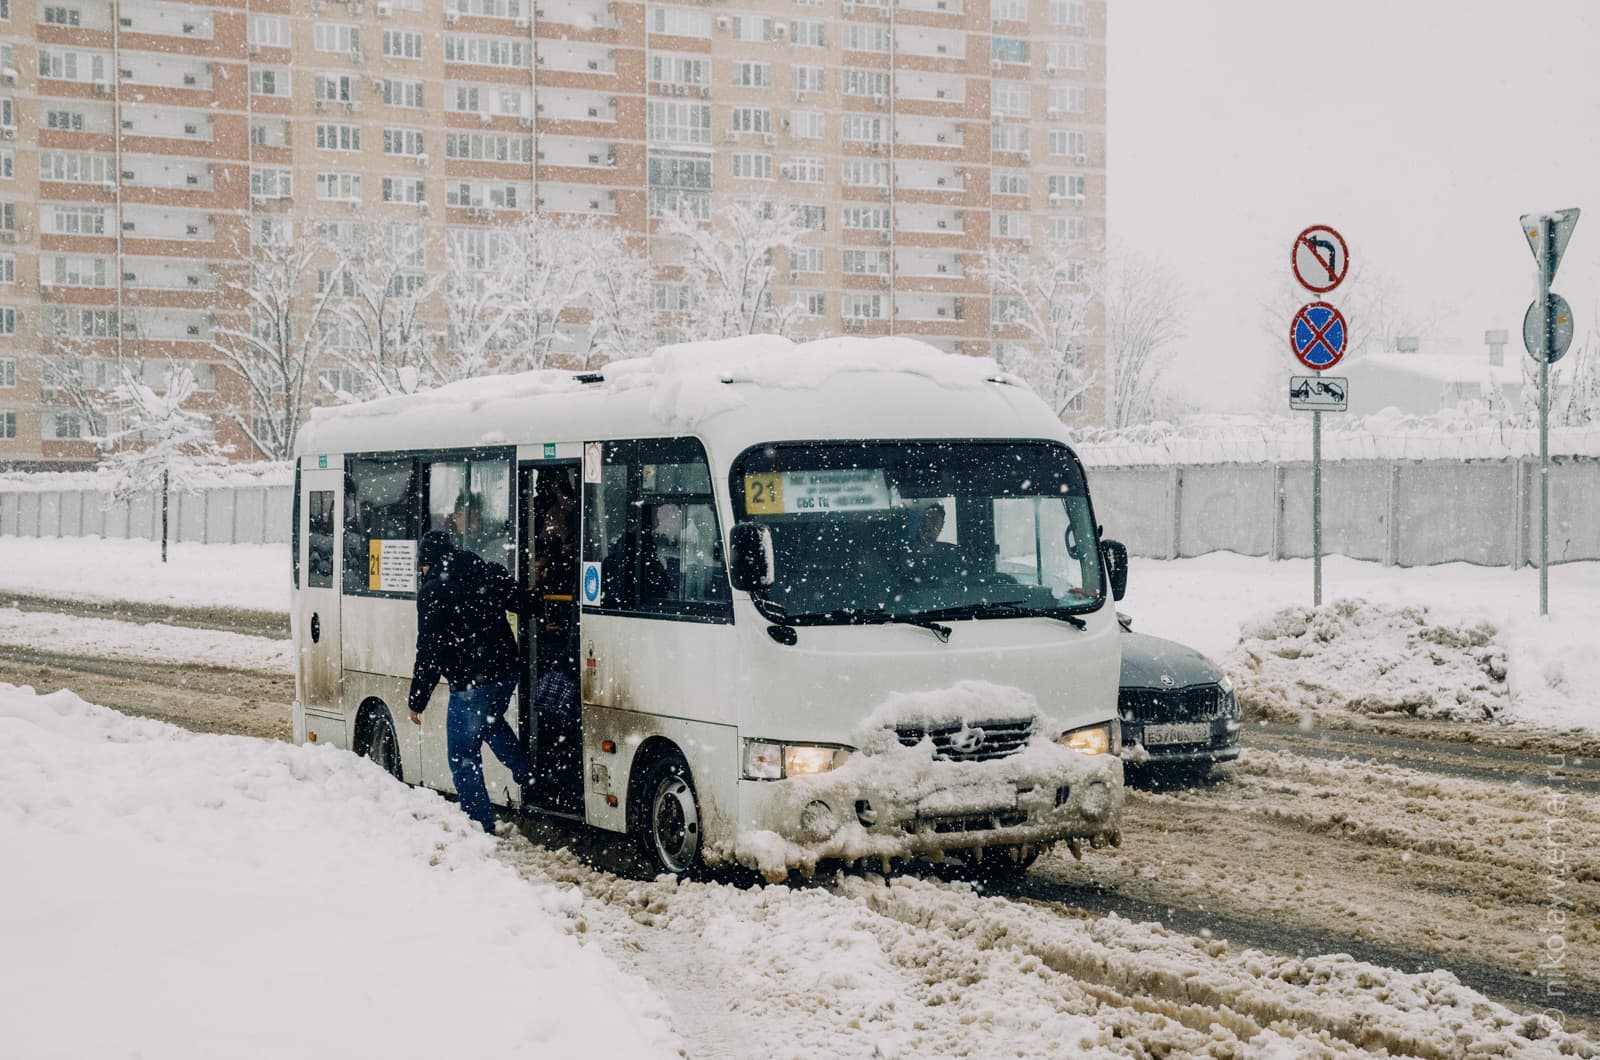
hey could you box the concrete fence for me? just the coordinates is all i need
[2,459,1598,566]
[0,485,293,546]
[1086,457,1600,567]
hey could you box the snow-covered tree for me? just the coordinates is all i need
[570,226,655,368]
[658,199,808,340]
[333,223,444,395]
[1104,249,1183,427]
[442,233,527,381]
[209,230,342,460]
[1561,325,1600,425]
[98,364,229,563]
[982,245,1101,421]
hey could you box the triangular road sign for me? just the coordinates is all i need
[1520,208,1581,285]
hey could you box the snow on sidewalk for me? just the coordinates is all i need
[0,683,679,1060]
[0,536,287,615]
[0,606,290,674]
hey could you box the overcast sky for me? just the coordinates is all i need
[1107,0,1600,411]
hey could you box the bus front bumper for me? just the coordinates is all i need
[724,742,1123,880]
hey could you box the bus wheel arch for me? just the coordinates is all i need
[354,698,403,782]
[627,738,704,879]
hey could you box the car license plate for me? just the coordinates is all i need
[1143,722,1211,746]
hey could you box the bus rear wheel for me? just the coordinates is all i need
[634,752,704,879]
[362,711,403,782]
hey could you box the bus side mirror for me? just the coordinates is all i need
[1101,539,1129,601]
[728,522,775,592]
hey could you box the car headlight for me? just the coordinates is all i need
[743,739,850,780]
[1218,673,1234,695]
[1058,722,1114,756]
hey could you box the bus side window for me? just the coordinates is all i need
[307,491,335,589]
[425,457,512,570]
[344,456,418,595]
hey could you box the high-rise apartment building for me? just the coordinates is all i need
[0,0,1105,467]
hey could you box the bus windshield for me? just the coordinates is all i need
[730,440,1103,625]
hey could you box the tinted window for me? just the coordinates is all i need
[426,457,512,571]
[344,456,418,595]
[307,490,335,589]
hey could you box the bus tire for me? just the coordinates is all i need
[361,709,404,783]
[633,751,704,879]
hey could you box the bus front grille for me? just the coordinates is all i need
[894,718,1034,762]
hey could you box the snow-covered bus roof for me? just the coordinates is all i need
[294,336,1073,461]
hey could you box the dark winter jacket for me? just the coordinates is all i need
[408,531,535,715]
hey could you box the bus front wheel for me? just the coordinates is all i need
[361,710,403,783]
[633,752,704,879]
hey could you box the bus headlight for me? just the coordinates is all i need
[1058,723,1113,756]
[743,740,850,780]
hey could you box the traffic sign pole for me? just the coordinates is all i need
[1540,225,1552,618]
[1313,409,1323,606]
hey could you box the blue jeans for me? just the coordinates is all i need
[447,676,533,834]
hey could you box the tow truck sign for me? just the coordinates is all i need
[1289,375,1348,412]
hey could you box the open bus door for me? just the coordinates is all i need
[517,461,585,816]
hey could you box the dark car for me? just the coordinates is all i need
[1116,615,1241,773]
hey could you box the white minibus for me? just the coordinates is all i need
[291,338,1129,880]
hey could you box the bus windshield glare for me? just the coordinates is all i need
[730,440,1103,625]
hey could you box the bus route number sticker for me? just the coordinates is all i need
[744,473,785,515]
[745,469,890,514]
[369,539,417,593]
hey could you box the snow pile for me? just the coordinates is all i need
[0,537,287,614]
[1225,599,1510,723]
[304,368,583,428]
[0,607,289,674]
[1069,410,1600,465]
[606,334,1017,428]
[0,684,678,1060]
[0,460,292,492]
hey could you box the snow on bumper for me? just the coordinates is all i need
[724,738,1124,881]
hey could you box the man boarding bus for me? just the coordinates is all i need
[290,337,1129,880]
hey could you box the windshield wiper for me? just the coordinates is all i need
[780,607,954,643]
[913,600,1088,630]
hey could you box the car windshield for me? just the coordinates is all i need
[730,440,1103,625]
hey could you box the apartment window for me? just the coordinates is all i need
[1049,216,1086,242]
[382,176,426,204]
[0,307,15,334]
[992,169,1029,196]
[843,24,889,52]
[315,123,362,151]
[384,30,423,59]
[842,69,891,98]
[450,86,481,113]
[383,128,425,156]
[729,107,771,134]
[46,110,85,131]
[1049,174,1086,199]
[842,205,889,231]
[649,54,708,87]
[993,0,1026,20]
[0,0,8,19]
[730,15,771,41]
[1049,129,1086,158]
[731,62,771,88]
[313,74,359,103]
[991,212,1027,238]
[792,65,824,94]
[646,101,711,145]
[841,115,887,144]
[315,172,362,202]
[843,293,882,320]
[647,152,712,218]
[1048,0,1086,27]
[993,81,1030,117]
[444,36,531,67]
[251,166,293,199]
[790,20,824,47]
[0,256,13,284]
[444,132,534,162]
[790,246,824,275]
[248,14,290,47]
[1047,42,1087,71]
[991,37,1028,64]
[653,282,695,312]
[0,358,12,385]
[842,249,890,275]
[249,67,290,97]
[0,411,13,439]
[47,205,107,235]
[313,23,360,54]
[791,110,824,140]
[730,153,771,180]
[43,411,82,440]
[649,5,711,38]
[1045,88,1085,118]
[43,6,81,26]
[38,48,109,84]
[841,160,888,187]
[254,216,292,246]
[384,78,425,109]
[789,156,824,183]
[45,255,110,287]
[992,124,1029,153]
[795,291,825,317]
[794,204,825,230]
